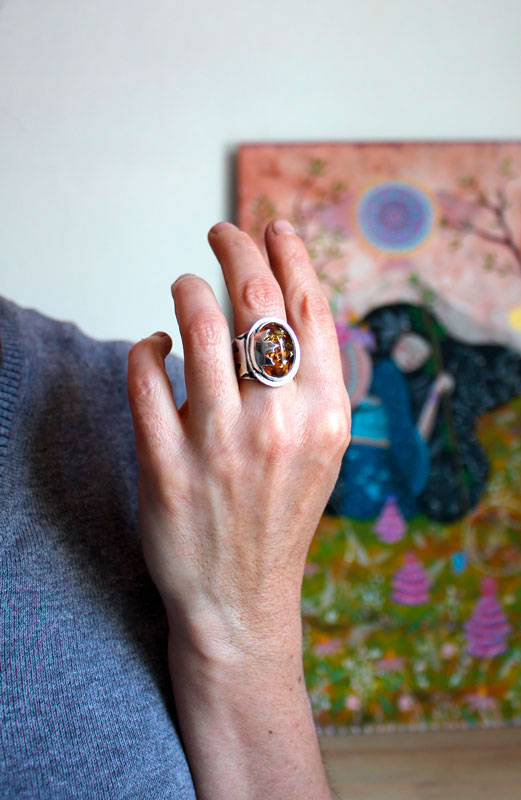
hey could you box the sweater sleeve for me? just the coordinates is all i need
[165,350,187,409]
[0,298,197,800]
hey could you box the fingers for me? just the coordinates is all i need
[207,222,286,338]
[207,219,344,398]
[128,221,347,490]
[127,332,184,477]
[170,273,241,431]
[263,220,344,389]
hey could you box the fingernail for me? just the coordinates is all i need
[152,331,169,337]
[209,221,237,235]
[272,219,295,235]
[172,273,195,288]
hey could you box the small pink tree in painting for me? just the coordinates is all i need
[373,495,407,544]
[464,577,511,659]
[391,552,431,606]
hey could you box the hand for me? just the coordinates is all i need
[433,371,455,397]
[127,220,351,663]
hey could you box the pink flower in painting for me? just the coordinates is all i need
[334,320,376,351]
[376,654,406,673]
[345,694,362,711]
[440,642,459,660]
[314,638,343,656]
[462,690,498,713]
[397,695,415,712]
[464,578,511,659]
[391,552,431,606]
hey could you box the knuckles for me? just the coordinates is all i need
[250,401,297,463]
[128,369,157,399]
[127,363,163,407]
[240,276,284,316]
[247,397,351,466]
[295,288,335,331]
[187,311,229,351]
[315,405,351,453]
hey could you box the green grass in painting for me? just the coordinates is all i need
[302,396,521,730]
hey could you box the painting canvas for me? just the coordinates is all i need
[237,141,521,734]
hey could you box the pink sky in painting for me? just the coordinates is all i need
[237,142,521,351]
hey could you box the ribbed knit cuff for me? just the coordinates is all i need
[0,315,24,480]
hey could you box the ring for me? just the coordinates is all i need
[232,316,300,387]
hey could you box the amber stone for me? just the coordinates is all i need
[253,324,295,378]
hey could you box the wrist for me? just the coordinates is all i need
[165,610,330,800]
[165,598,303,674]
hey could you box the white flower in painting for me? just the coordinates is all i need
[440,642,459,660]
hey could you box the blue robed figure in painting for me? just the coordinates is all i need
[328,328,454,521]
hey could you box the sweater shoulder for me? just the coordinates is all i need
[3,297,187,410]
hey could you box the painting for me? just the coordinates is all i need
[237,141,521,733]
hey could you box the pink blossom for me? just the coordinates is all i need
[345,694,361,711]
[397,694,415,712]
[462,692,498,713]
[376,655,406,673]
[314,638,343,656]
[334,320,376,350]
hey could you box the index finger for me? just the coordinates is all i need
[127,332,184,478]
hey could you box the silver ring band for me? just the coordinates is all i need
[232,316,300,387]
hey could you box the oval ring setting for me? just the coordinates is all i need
[232,316,301,387]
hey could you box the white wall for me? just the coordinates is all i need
[1,0,520,357]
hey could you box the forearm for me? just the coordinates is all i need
[166,611,336,800]
[417,387,440,440]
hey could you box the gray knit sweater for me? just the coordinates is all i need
[0,296,196,799]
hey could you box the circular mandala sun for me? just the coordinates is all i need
[358,182,434,252]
